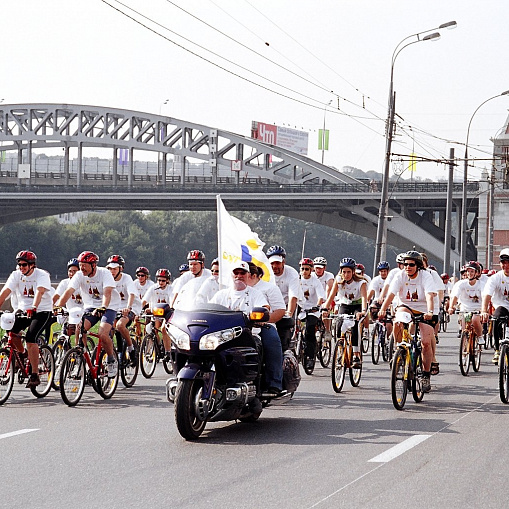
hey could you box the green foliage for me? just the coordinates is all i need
[0,210,377,279]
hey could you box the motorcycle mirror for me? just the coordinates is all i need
[249,307,270,322]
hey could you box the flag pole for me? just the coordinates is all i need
[216,194,225,289]
[301,227,307,259]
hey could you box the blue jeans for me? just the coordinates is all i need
[260,324,283,390]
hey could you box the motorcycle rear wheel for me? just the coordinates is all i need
[174,379,207,440]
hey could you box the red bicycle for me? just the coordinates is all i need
[59,311,119,406]
[0,312,55,404]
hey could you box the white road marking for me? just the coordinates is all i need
[368,434,431,463]
[0,429,39,440]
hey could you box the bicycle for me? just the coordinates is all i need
[390,307,425,410]
[438,298,450,332]
[370,310,392,365]
[498,316,509,403]
[459,312,482,376]
[317,314,332,368]
[59,311,119,406]
[331,313,362,393]
[0,311,55,404]
[114,327,139,388]
[293,307,321,375]
[139,314,173,378]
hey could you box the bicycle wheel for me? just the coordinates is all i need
[371,325,380,365]
[95,350,119,399]
[412,354,424,403]
[331,340,346,393]
[388,333,395,363]
[318,331,331,368]
[499,344,509,404]
[380,327,389,362]
[51,339,68,390]
[0,348,15,405]
[140,333,157,378]
[349,361,362,387]
[120,343,139,388]
[162,355,173,375]
[391,348,408,410]
[60,347,86,406]
[471,334,482,372]
[361,326,370,354]
[459,332,470,376]
[31,345,55,398]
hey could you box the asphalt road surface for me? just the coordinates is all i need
[2,319,507,509]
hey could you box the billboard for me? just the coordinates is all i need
[251,121,308,156]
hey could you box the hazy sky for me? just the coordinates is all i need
[3,0,509,181]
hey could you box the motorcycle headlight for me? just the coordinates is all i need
[199,329,235,350]
[167,324,190,350]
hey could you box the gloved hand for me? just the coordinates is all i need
[94,306,107,317]
[26,307,37,319]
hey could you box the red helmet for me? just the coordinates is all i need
[440,273,449,280]
[77,251,99,264]
[187,250,205,262]
[300,257,314,267]
[156,268,171,280]
[16,250,37,264]
[136,266,149,276]
[107,254,125,267]
[356,263,365,272]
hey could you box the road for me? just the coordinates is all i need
[1,320,507,509]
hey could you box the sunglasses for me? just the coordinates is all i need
[300,267,311,271]
[211,270,219,274]
[17,263,29,268]
[157,278,167,282]
[404,262,416,267]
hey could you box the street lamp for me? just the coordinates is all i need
[460,89,509,266]
[373,21,457,274]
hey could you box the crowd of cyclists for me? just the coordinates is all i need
[1,243,509,403]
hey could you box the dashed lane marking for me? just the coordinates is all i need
[0,429,39,440]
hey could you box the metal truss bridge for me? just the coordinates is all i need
[0,103,482,264]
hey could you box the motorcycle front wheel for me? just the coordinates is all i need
[174,379,207,440]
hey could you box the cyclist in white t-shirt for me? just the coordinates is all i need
[56,251,121,378]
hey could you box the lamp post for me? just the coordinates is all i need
[373,21,457,274]
[460,90,509,267]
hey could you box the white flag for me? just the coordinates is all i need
[217,196,274,288]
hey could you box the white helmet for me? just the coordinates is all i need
[500,248,509,261]
[0,312,16,331]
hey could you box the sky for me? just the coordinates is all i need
[2,0,509,182]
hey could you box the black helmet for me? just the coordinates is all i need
[107,254,125,268]
[187,250,205,263]
[403,250,423,268]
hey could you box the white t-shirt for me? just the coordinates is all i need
[114,273,142,315]
[316,270,334,292]
[143,284,173,310]
[274,265,302,306]
[55,277,84,310]
[5,267,53,312]
[133,278,155,301]
[334,276,366,306]
[388,269,436,314]
[453,278,485,312]
[174,277,210,309]
[172,269,212,295]
[368,274,387,301]
[210,285,268,313]
[482,270,509,310]
[194,276,220,305]
[299,276,325,317]
[68,267,121,311]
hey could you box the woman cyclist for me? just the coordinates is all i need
[323,257,368,368]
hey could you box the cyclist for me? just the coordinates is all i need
[247,262,285,395]
[313,256,334,298]
[178,263,189,276]
[378,250,437,392]
[448,261,484,342]
[323,257,368,369]
[298,258,326,370]
[133,266,154,302]
[56,251,121,377]
[171,250,211,306]
[378,253,406,305]
[266,245,302,351]
[367,261,393,337]
[106,255,139,365]
[481,248,509,364]
[0,250,53,387]
[141,268,173,361]
[195,258,220,305]
[356,263,371,284]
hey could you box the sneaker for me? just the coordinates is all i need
[107,360,118,378]
[352,355,362,369]
[435,335,439,345]
[457,330,462,338]
[164,352,172,363]
[478,336,485,346]
[26,373,40,388]
[262,387,287,398]
[305,359,314,370]
[421,375,431,393]
[492,350,500,364]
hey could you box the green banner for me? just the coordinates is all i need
[318,129,329,150]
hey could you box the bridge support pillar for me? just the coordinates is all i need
[128,147,134,191]
[64,145,70,187]
[77,143,82,189]
[112,148,118,188]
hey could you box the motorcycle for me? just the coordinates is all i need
[154,303,293,440]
